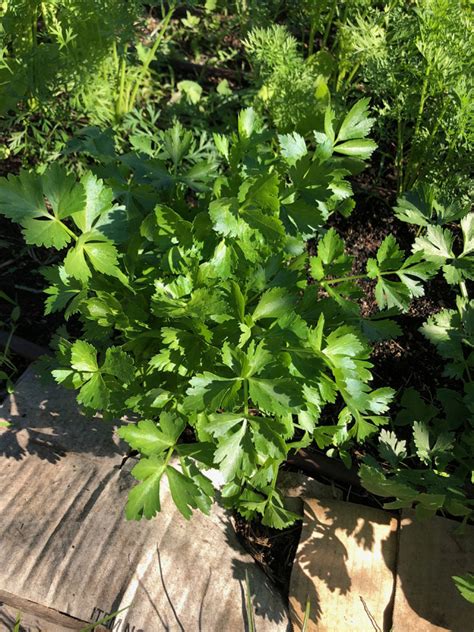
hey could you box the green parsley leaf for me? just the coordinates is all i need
[126,456,166,520]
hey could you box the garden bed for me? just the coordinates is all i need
[0,2,472,628]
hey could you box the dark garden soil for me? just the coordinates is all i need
[330,181,456,398]
[233,511,303,597]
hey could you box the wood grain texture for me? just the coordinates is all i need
[0,590,104,631]
[290,498,398,632]
[0,368,290,632]
[392,510,474,632]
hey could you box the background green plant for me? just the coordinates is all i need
[335,0,473,194]
[244,24,332,134]
[0,0,177,169]
[242,0,472,195]
[0,0,142,113]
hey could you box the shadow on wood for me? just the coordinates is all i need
[0,370,123,463]
[0,368,291,631]
[290,498,398,632]
[392,511,474,632]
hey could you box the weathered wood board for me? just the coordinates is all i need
[290,498,398,632]
[290,501,474,632]
[392,510,474,632]
[0,590,106,632]
[0,369,291,632]
[277,470,343,515]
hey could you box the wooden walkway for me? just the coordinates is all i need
[0,369,290,632]
[290,498,474,631]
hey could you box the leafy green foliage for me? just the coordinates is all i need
[335,0,473,193]
[0,104,409,527]
[0,1,176,171]
[0,0,142,112]
[359,188,474,522]
[1,0,471,533]
[367,235,435,311]
[238,0,472,194]
[244,24,332,133]
[453,574,474,604]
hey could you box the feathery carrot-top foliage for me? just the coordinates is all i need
[244,0,472,195]
[0,0,175,167]
[335,0,473,194]
[0,0,142,112]
[0,101,418,527]
[244,24,333,134]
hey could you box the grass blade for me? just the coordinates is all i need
[244,570,256,632]
[302,595,311,631]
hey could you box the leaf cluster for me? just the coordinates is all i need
[361,188,474,523]
[0,103,408,527]
[244,24,334,134]
[0,0,143,114]
[336,0,473,193]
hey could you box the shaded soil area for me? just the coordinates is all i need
[0,216,64,346]
[330,182,456,398]
[233,512,303,597]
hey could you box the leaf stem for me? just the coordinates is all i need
[179,455,190,477]
[164,445,175,467]
[404,63,431,190]
[116,54,127,120]
[308,16,318,57]
[342,62,360,94]
[456,282,472,382]
[60,221,79,242]
[324,273,368,284]
[243,379,249,416]
[127,5,174,114]
[322,0,337,49]
[413,65,431,142]
[396,113,404,193]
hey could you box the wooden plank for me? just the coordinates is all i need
[277,470,342,515]
[289,498,398,632]
[0,590,106,631]
[0,369,290,631]
[0,368,123,460]
[392,510,474,631]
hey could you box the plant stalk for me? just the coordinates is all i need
[243,379,249,416]
[322,0,337,49]
[404,63,431,190]
[126,5,174,115]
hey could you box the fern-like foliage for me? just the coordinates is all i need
[0,0,142,115]
[337,0,473,194]
[244,25,331,133]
